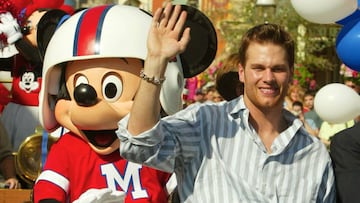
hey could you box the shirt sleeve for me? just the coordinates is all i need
[117,114,175,173]
[317,160,336,203]
[118,105,203,173]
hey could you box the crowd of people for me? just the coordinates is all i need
[0,1,359,203]
[281,78,360,150]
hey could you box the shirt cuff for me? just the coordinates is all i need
[116,113,164,147]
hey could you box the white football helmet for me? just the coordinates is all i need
[39,5,184,131]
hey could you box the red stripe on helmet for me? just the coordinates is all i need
[74,5,111,56]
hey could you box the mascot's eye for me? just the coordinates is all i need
[102,75,122,102]
[75,75,89,86]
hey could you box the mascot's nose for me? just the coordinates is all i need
[74,83,98,106]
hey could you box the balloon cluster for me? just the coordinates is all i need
[291,0,360,123]
[291,0,360,71]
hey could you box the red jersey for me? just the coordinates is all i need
[11,55,42,106]
[33,132,171,203]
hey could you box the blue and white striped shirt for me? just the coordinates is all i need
[118,96,335,203]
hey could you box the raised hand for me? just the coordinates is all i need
[0,12,22,44]
[147,3,190,64]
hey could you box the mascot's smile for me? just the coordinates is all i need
[83,130,117,148]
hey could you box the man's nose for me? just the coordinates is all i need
[263,69,275,82]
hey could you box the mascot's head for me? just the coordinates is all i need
[39,4,217,155]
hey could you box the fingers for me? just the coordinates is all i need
[173,9,187,33]
[179,27,191,53]
[5,178,20,189]
[156,4,170,29]
[5,12,15,20]
[153,3,185,30]
[166,4,181,30]
[152,7,162,28]
[0,12,13,23]
[149,3,190,55]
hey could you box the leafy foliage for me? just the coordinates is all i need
[214,0,342,89]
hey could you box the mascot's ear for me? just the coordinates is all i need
[36,9,69,61]
[178,5,217,78]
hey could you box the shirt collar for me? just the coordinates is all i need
[227,95,246,117]
[226,96,304,154]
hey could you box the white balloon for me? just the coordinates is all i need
[290,0,357,24]
[314,83,360,124]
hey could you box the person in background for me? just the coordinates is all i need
[0,119,19,189]
[284,84,304,111]
[193,89,205,104]
[344,79,360,122]
[340,64,360,122]
[330,121,360,203]
[212,90,224,103]
[344,79,360,95]
[215,53,244,101]
[303,90,323,129]
[291,100,319,137]
[303,91,312,113]
[117,12,335,203]
[319,119,354,149]
[203,85,223,103]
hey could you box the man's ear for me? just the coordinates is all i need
[238,63,245,83]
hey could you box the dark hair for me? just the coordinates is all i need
[37,9,69,61]
[304,90,316,98]
[215,53,244,101]
[292,100,303,108]
[238,23,294,68]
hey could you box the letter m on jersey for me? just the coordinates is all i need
[101,162,149,199]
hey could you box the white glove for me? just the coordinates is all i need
[73,188,126,203]
[0,42,19,58]
[0,12,22,44]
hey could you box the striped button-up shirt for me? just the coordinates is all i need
[118,96,335,203]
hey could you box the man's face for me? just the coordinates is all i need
[239,42,292,111]
[303,95,314,109]
[292,105,302,116]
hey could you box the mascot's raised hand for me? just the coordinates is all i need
[0,11,22,44]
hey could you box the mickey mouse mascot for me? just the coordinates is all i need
[33,3,217,203]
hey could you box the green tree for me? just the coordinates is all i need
[214,0,342,89]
